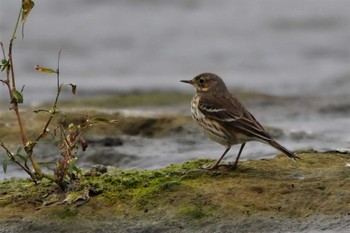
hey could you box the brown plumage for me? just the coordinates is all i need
[181,72,299,170]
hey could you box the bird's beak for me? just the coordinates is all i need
[180,80,192,84]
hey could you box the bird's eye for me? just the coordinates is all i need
[199,78,205,84]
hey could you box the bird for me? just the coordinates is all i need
[181,72,299,170]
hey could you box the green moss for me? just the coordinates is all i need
[53,207,79,219]
[180,206,207,219]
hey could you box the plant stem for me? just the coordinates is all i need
[9,5,22,89]
[7,4,43,179]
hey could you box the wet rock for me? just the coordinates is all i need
[289,130,313,140]
[87,137,123,147]
[85,164,108,176]
[266,127,284,138]
[80,148,139,167]
[318,103,350,115]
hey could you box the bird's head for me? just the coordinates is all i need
[181,73,228,94]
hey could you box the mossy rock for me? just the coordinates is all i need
[0,151,349,232]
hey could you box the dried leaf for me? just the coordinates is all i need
[69,84,77,95]
[33,109,50,114]
[22,0,35,23]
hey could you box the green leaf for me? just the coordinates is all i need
[15,153,27,163]
[71,164,82,175]
[11,88,24,104]
[35,65,57,73]
[38,161,56,170]
[22,0,35,23]
[0,59,9,72]
[2,158,10,174]
[15,147,27,162]
[16,146,22,155]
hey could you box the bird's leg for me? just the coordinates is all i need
[203,146,231,170]
[215,143,246,170]
[230,143,246,169]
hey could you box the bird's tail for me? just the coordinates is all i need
[269,140,300,161]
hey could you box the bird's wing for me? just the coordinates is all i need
[197,94,243,121]
[198,93,272,141]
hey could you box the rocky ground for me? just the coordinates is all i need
[1,151,350,233]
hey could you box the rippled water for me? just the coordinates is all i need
[0,0,349,179]
[1,0,349,100]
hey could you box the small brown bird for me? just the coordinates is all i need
[181,72,299,170]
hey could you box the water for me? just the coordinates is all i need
[1,0,349,100]
[0,0,349,179]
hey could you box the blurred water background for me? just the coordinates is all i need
[0,0,349,179]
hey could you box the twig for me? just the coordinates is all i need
[0,142,35,181]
